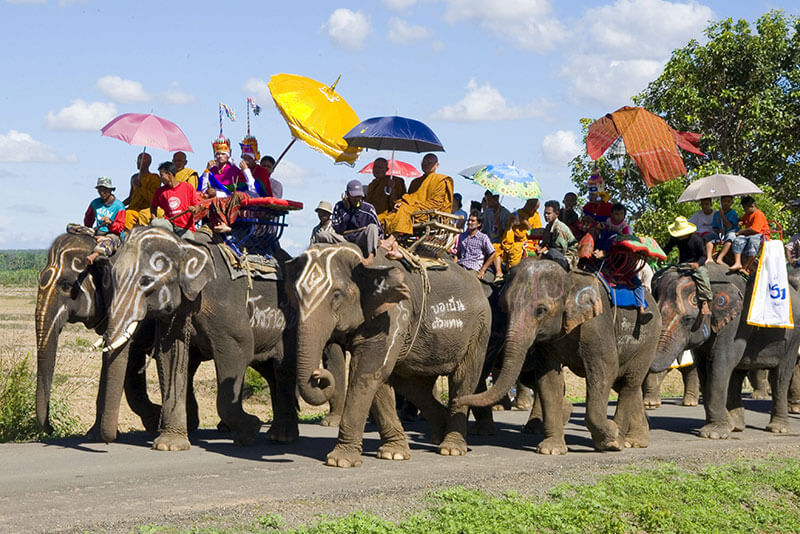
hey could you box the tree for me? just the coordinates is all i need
[569,10,799,242]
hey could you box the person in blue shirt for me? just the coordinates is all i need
[451,192,468,230]
[82,177,126,264]
[330,179,382,261]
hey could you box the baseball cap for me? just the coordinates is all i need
[346,179,364,197]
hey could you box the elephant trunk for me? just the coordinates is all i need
[35,300,67,434]
[455,316,536,408]
[651,314,686,373]
[296,322,335,406]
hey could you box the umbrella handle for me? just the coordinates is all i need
[273,138,297,172]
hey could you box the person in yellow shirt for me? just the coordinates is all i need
[380,153,453,258]
[500,198,542,269]
[366,157,407,219]
[124,152,161,229]
[172,151,199,190]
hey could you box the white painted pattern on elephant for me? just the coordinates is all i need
[574,286,597,307]
[383,301,409,366]
[41,305,67,350]
[295,246,363,321]
[429,295,465,330]
[617,316,638,346]
[111,231,180,338]
[182,243,211,280]
[248,295,287,331]
[37,246,90,348]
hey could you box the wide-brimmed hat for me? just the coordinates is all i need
[668,216,697,238]
[95,176,115,190]
[315,200,333,214]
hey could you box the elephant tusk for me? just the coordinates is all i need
[91,337,105,350]
[102,321,139,352]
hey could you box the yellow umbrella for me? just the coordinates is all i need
[268,73,362,167]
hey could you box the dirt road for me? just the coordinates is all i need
[3,398,800,533]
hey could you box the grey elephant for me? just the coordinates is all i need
[35,232,161,438]
[101,226,299,450]
[643,365,701,409]
[650,262,800,438]
[287,243,491,468]
[456,257,661,455]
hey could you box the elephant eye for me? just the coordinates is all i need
[534,305,548,318]
[58,279,73,292]
[139,275,155,288]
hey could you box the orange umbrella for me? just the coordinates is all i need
[586,106,704,187]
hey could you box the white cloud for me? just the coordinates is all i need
[44,100,118,131]
[0,130,61,163]
[442,0,566,53]
[383,0,417,9]
[558,0,713,106]
[242,78,270,103]
[96,75,151,104]
[541,130,583,166]
[325,8,371,50]
[388,17,430,44]
[433,79,547,122]
[162,90,196,105]
[271,160,309,188]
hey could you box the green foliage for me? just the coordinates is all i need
[0,250,47,286]
[243,367,269,400]
[0,268,40,286]
[297,412,326,423]
[0,354,80,442]
[256,513,284,530]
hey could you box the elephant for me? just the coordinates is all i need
[455,257,661,455]
[101,226,299,450]
[287,243,491,468]
[35,232,161,438]
[650,262,800,439]
[643,365,701,409]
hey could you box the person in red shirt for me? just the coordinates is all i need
[729,195,768,274]
[151,161,200,237]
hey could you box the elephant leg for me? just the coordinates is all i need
[512,379,533,410]
[726,369,746,432]
[439,352,484,457]
[789,361,800,414]
[522,370,571,435]
[87,344,130,443]
[370,383,411,461]
[186,354,201,433]
[394,375,448,445]
[748,368,771,400]
[614,378,650,449]
[642,370,667,410]
[580,346,621,451]
[534,356,569,455]
[680,364,700,406]
[321,343,347,427]
[261,357,299,443]
[468,379,497,436]
[766,354,795,434]
[699,344,740,439]
[152,332,192,451]
[212,335,262,447]
[123,333,160,435]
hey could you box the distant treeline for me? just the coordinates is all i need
[0,250,47,286]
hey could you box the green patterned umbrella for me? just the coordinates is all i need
[460,163,543,199]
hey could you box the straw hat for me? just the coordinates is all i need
[668,216,697,238]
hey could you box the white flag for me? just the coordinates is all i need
[747,239,793,328]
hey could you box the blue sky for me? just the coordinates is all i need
[1,0,796,254]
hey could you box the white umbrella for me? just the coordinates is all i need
[677,173,763,203]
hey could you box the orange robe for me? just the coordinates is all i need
[125,171,161,229]
[366,175,406,216]
[500,208,542,267]
[382,172,454,235]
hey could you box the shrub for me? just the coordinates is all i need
[0,353,80,442]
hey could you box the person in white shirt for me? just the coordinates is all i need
[688,198,716,259]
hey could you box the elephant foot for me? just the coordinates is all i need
[377,440,411,461]
[266,419,299,443]
[728,407,745,432]
[751,389,771,401]
[320,413,341,427]
[153,432,190,451]
[537,437,567,455]
[595,437,623,451]
[493,395,512,411]
[85,423,118,443]
[643,396,662,410]
[326,444,363,468]
[789,403,800,414]
[698,422,730,439]
[681,394,699,407]
[231,414,262,446]
[522,417,544,435]
[624,432,650,448]
[593,422,622,451]
[469,420,497,436]
[439,432,467,456]
[766,420,790,434]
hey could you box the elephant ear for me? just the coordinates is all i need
[179,243,216,301]
[710,283,743,333]
[353,263,411,320]
[563,273,603,334]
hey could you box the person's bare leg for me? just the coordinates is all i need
[494,256,503,279]
[742,254,756,273]
[716,241,732,264]
[705,240,715,261]
[729,251,743,271]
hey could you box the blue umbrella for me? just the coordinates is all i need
[343,115,444,153]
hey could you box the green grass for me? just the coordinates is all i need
[0,268,40,286]
[132,458,800,533]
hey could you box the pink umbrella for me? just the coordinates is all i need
[358,159,421,179]
[101,113,193,152]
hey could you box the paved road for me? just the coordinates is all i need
[3,398,800,533]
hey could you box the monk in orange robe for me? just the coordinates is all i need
[366,157,406,217]
[380,154,453,259]
[500,198,543,268]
